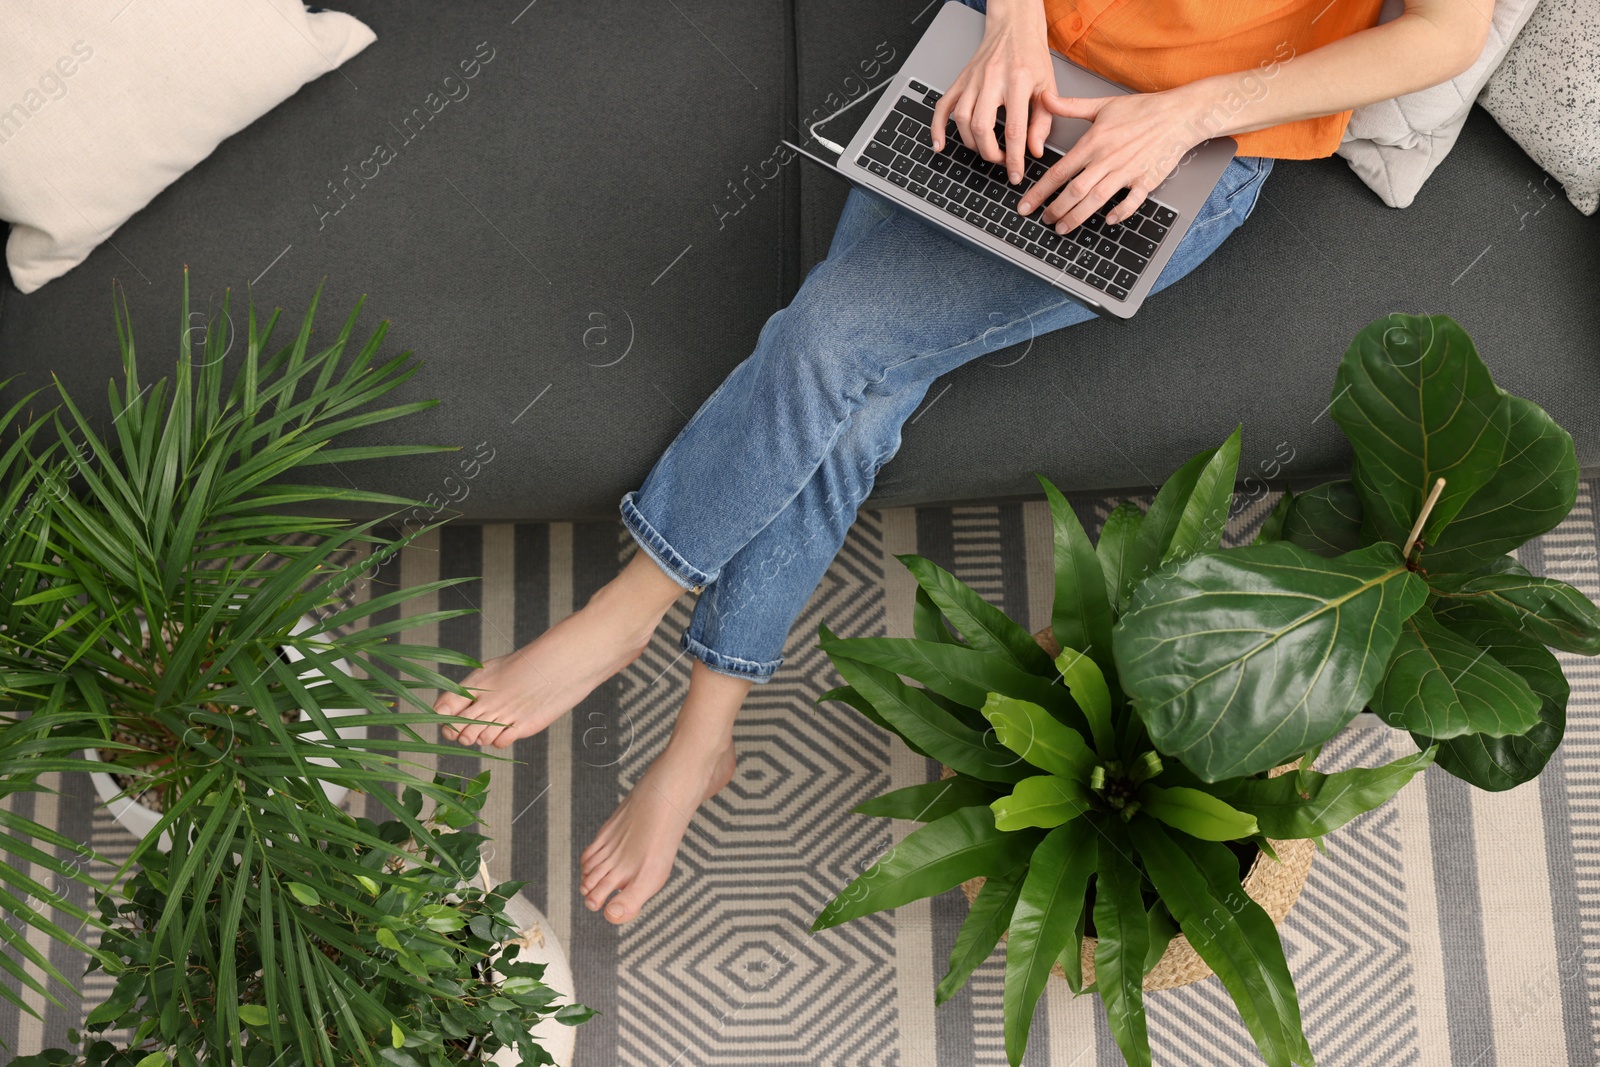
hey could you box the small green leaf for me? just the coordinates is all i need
[1279,480,1364,559]
[134,1054,166,1067]
[1004,820,1096,1066]
[900,554,1056,674]
[237,1005,270,1028]
[1162,425,1241,565]
[854,776,1002,821]
[1097,501,1145,612]
[376,927,403,952]
[391,1020,405,1049]
[937,863,1026,1005]
[991,775,1093,831]
[285,882,321,907]
[813,807,1042,930]
[1094,823,1152,1067]
[981,693,1098,781]
[1253,490,1293,546]
[1206,748,1435,838]
[1039,474,1117,687]
[1054,648,1116,758]
[1137,785,1258,841]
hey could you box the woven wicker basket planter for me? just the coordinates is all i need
[946,627,1317,993]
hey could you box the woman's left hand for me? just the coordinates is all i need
[1017,87,1205,231]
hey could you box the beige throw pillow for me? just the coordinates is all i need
[0,0,375,293]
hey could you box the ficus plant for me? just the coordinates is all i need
[10,772,593,1067]
[809,314,1592,1066]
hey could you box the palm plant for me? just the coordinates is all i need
[811,314,1598,1065]
[0,273,509,1056]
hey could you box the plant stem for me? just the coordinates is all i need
[1405,477,1447,565]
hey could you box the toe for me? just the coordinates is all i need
[585,865,629,912]
[603,861,670,924]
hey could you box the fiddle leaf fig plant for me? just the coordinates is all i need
[1256,313,1597,789]
[810,313,1590,1065]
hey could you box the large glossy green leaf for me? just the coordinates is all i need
[854,776,1003,822]
[1418,616,1568,791]
[1004,820,1096,1067]
[813,807,1043,930]
[1433,573,1600,655]
[826,647,1030,784]
[1094,823,1152,1067]
[937,862,1026,1005]
[1421,394,1579,574]
[1039,475,1117,687]
[1097,501,1145,613]
[1204,748,1435,838]
[819,634,1088,736]
[1137,785,1258,841]
[1129,822,1313,1067]
[1163,425,1242,565]
[991,775,1093,831]
[1370,610,1542,740]
[1280,480,1364,559]
[981,694,1098,781]
[1114,541,1429,780]
[1331,313,1509,548]
[900,554,1055,674]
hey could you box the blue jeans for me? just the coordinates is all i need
[620,0,1274,682]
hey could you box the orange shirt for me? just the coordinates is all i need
[1043,0,1386,159]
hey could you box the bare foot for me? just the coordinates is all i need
[578,740,736,923]
[433,555,683,748]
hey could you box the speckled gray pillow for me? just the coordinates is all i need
[1478,0,1600,215]
[1337,0,1542,208]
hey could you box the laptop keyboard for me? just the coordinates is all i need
[854,81,1179,303]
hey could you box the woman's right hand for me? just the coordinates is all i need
[930,0,1055,185]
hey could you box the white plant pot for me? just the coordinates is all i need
[85,613,367,849]
[482,864,577,1067]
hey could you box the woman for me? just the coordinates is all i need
[434,0,1491,924]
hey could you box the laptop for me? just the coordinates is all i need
[782,1,1236,320]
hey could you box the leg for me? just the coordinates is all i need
[577,661,748,923]
[671,153,1278,682]
[431,186,915,746]
[565,155,1276,922]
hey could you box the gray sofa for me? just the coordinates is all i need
[2,0,1596,521]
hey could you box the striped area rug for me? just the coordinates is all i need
[4,486,1600,1066]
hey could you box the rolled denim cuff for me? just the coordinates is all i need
[680,632,781,684]
[619,491,716,592]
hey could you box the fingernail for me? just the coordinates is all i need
[1010,170,1021,183]
[606,903,624,918]
[1019,201,1030,213]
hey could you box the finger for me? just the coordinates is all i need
[1027,89,1053,159]
[1003,83,1030,182]
[1040,92,1107,121]
[1018,158,1071,215]
[1056,172,1127,234]
[1107,179,1151,227]
[972,83,1005,164]
[931,76,961,152]
[951,88,977,158]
